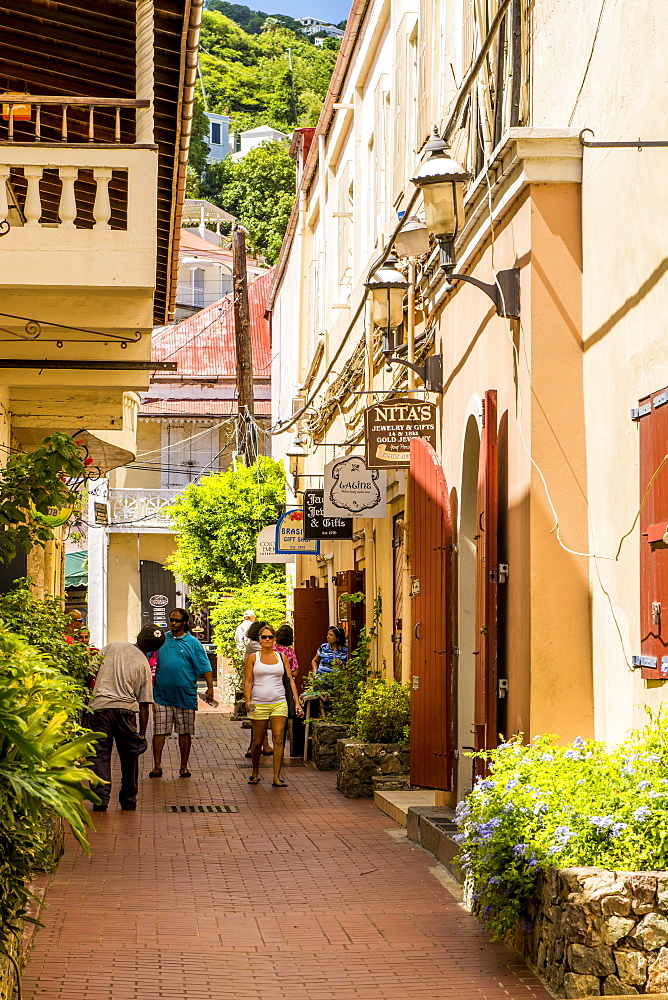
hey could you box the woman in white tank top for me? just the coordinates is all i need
[244,624,302,787]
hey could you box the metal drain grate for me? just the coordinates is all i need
[163,804,238,813]
[234,759,306,769]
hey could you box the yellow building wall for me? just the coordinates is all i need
[107,533,177,643]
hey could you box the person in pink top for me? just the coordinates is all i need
[274,624,299,674]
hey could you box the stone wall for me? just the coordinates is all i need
[509,866,668,997]
[336,738,409,798]
[312,722,349,770]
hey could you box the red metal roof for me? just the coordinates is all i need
[152,268,274,379]
[139,400,271,417]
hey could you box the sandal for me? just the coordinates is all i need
[179,769,192,778]
[244,750,252,758]
[272,778,288,787]
[248,774,261,784]
[148,768,163,778]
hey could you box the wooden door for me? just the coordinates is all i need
[335,569,365,652]
[409,437,454,790]
[639,388,668,678]
[392,512,405,681]
[474,390,499,771]
[293,586,330,693]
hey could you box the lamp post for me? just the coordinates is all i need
[410,128,469,273]
[286,434,308,497]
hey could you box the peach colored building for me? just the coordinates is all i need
[269,0,668,799]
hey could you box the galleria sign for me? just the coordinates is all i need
[364,398,437,469]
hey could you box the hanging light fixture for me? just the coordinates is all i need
[393,215,430,258]
[364,253,408,352]
[286,434,308,458]
[410,128,469,272]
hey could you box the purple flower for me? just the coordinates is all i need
[513,843,528,858]
[611,822,628,837]
[554,825,574,844]
[589,815,615,834]
[505,777,520,791]
[503,802,515,814]
[477,779,496,791]
[634,806,652,822]
[573,737,585,748]
[540,753,554,762]
[637,780,651,790]
[564,748,583,761]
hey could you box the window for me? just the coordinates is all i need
[211,122,221,145]
[637,387,668,679]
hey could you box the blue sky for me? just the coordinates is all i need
[265,0,351,24]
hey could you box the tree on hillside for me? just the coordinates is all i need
[187,90,211,192]
[167,457,286,596]
[197,11,337,128]
[205,1,306,38]
[201,140,295,262]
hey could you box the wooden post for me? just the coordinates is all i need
[232,226,255,464]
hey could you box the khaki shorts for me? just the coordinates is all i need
[248,701,288,720]
[153,704,196,736]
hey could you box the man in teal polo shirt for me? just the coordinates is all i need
[149,608,214,778]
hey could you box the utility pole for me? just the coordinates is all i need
[232,226,255,465]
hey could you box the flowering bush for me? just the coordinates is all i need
[456,715,668,940]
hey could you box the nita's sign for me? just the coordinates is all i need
[364,398,437,469]
[303,489,353,540]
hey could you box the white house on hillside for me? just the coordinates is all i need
[229,125,288,161]
[297,17,343,38]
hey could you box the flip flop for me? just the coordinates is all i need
[148,768,163,778]
[179,770,192,778]
[248,775,261,784]
[244,751,252,758]
[272,778,288,787]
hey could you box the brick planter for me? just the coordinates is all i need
[507,866,668,997]
[312,721,349,770]
[336,738,409,798]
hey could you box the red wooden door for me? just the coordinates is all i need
[293,587,330,693]
[639,389,668,678]
[474,390,499,771]
[409,437,453,790]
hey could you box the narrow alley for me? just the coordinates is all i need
[23,711,551,1000]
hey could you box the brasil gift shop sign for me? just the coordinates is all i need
[364,398,437,468]
[275,509,320,555]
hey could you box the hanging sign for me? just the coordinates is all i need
[303,489,353,540]
[1,94,32,121]
[275,509,320,555]
[364,399,437,469]
[256,524,295,563]
[323,457,387,518]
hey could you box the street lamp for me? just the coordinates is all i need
[393,216,430,259]
[364,253,408,354]
[410,128,469,272]
[411,126,521,318]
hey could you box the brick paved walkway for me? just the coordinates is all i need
[23,711,552,1000]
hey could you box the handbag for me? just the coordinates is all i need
[282,666,297,719]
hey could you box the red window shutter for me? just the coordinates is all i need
[639,390,668,678]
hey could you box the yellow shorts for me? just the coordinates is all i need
[248,701,288,720]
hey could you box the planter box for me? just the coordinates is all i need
[336,738,409,798]
[312,721,350,770]
[507,866,668,998]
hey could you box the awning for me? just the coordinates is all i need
[65,550,87,589]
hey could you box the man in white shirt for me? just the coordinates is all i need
[234,609,256,655]
[84,625,165,812]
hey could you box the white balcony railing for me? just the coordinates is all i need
[108,489,179,532]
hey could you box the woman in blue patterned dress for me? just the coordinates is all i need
[312,626,348,684]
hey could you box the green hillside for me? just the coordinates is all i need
[187,9,339,263]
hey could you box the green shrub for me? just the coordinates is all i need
[0,622,101,955]
[0,579,100,691]
[456,715,668,940]
[352,679,410,743]
[209,577,287,692]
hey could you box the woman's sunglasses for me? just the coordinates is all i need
[259,633,275,639]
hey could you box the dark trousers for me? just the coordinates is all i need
[84,709,145,808]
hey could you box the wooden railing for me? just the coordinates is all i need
[0,97,151,146]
